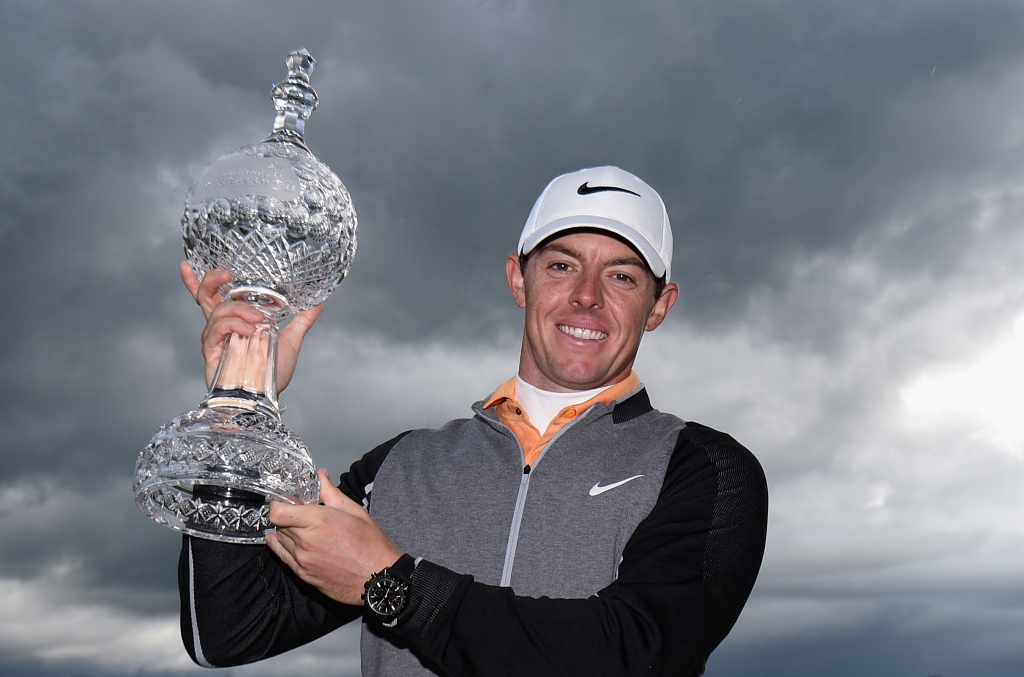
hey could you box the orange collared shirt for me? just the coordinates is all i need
[483,372,643,467]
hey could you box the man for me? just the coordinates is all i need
[179,166,768,676]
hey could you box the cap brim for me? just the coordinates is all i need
[518,215,668,281]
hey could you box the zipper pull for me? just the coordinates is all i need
[523,465,531,475]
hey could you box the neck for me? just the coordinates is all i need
[516,344,635,392]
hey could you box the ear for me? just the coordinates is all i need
[644,282,679,332]
[506,252,527,309]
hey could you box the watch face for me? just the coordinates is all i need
[366,574,407,619]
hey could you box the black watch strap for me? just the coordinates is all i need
[388,553,417,585]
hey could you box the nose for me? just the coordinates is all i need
[569,269,603,308]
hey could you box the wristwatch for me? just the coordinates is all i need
[362,553,416,626]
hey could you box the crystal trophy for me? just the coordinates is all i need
[134,50,356,543]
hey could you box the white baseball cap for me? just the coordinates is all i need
[518,166,673,282]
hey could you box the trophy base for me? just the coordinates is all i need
[134,406,320,544]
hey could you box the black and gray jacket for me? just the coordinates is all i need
[179,387,769,676]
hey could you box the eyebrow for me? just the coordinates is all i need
[539,243,646,269]
[606,256,647,268]
[541,243,583,260]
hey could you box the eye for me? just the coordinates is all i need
[549,261,573,272]
[611,272,637,284]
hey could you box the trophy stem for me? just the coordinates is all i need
[204,320,281,418]
[202,285,292,417]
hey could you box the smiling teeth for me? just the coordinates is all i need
[558,325,608,340]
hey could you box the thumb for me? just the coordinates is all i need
[282,305,324,344]
[317,468,355,511]
[293,304,325,331]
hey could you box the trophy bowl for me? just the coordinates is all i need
[182,137,357,315]
[134,49,356,543]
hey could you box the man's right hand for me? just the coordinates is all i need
[180,261,324,391]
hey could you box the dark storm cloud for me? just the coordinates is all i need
[3,1,1024,675]
[7,0,1024,344]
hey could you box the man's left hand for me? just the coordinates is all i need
[266,469,403,606]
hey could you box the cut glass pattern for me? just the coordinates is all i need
[182,139,357,311]
[135,408,317,543]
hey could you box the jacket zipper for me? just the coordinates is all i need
[500,464,532,586]
[486,405,595,587]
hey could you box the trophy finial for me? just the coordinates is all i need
[286,48,315,81]
[270,49,319,144]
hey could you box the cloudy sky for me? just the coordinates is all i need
[2,1,1024,675]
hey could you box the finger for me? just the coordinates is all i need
[265,531,300,571]
[241,328,269,391]
[196,269,234,319]
[200,321,260,373]
[202,314,261,346]
[268,500,317,529]
[317,469,358,511]
[270,526,299,551]
[201,304,265,348]
[207,299,267,328]
[180,261,201,301]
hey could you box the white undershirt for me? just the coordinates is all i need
[514,375,612,433]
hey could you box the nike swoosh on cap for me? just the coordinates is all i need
[577,181,641,197]
[589,474,645,496]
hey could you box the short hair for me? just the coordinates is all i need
[518,229,667,300]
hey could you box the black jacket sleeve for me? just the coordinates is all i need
[384,423,769,677]
[178,431,411,667]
